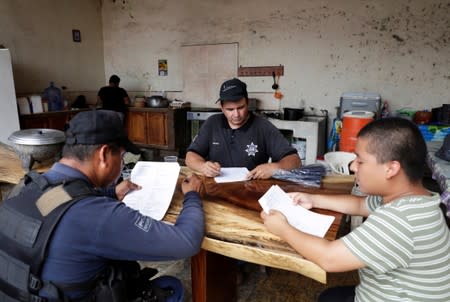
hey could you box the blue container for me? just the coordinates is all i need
[43,81,63,111]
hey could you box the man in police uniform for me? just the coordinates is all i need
[186,78,301,179]
[0,110,204,302]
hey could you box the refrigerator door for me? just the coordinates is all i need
[0,49,20,144]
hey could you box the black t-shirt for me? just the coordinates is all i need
[187,113,297,170]
[98,86,128,113]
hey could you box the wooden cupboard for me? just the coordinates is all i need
[19,110,87,131]
[126,107,189,155]
[19,108,190,156]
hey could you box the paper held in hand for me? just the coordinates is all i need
[122,161,180,220]
[258,185,335,238]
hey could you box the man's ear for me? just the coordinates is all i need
[96,145,110,167]
[385,160,401,179]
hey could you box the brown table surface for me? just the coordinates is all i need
[164,167,354,302]
[0,143,355,301]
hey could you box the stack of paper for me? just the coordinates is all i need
[214,167,249,183]
[122,161,180,220]
[17,97,31,115]
[258,185,335,237]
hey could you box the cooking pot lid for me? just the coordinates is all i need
[8,128,65,145]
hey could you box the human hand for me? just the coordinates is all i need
[247,163,277,180]
[181,174,204,194]
[287,192,314,209]
[260,209,290,237]
[200,161,221,177]
[115,179,141,201]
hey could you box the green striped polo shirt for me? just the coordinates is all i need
[342,193,450,302]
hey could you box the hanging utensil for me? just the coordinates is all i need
[271,72,279,90]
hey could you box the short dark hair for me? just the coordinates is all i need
[357,117,426,183]
[109,75,120,85]
[62,142,121,161]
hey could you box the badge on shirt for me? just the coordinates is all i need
[245,142,258,157]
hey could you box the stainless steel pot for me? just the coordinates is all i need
[8,128,65,171]
[146,95,169,108]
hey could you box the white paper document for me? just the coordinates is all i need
[122,161,180,220]
[214,167,249,183]
[258,185,335,238]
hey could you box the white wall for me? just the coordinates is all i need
[101,0,450,116]
[0,0,448,117]
[0,0,105,103]
[0,49,20,144]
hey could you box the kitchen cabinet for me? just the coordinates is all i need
[126,107,189,155]
[19,110,87,131]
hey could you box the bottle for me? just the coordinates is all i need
[43,81,63,111]
[381,101,389,118]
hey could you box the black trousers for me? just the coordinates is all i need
[318,286,356,302]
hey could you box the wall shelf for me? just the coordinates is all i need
[238,65,284,77]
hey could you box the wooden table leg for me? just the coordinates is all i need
[191,249,237,302]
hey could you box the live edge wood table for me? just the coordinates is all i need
[163,167,354,302]
[0,144,354,302]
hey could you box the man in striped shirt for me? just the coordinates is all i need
[261,117,450,302]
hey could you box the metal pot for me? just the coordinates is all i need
[146,95,169,108]
[283,108,304,120]
[8,128,65,171]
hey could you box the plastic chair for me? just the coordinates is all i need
[324,151,356,175]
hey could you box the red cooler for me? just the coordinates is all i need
[340,111,374,152]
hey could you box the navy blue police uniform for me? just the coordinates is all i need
[187,112,297,170]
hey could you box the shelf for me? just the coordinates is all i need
[238,65,284,77]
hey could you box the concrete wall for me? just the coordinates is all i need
[0,0,105,103]
[102,0,450,116]
[0,0,448,117]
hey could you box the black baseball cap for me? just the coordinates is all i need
[65,109,141,154]
[216,78,248,103]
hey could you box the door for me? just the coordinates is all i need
[147,112,167,146]
[127,111,147,144]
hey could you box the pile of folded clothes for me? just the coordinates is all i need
[272,164,326,187]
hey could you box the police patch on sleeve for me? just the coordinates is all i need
[134,215,152,232]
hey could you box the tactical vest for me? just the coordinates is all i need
[0,172,180,302]
[0,171,100,302]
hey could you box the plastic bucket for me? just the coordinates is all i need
[339,111,374,152]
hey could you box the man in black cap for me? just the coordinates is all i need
[0,110,204,301]
[97,74,130,121]
[186,78,301,179]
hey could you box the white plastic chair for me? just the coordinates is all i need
[324,151,356,175]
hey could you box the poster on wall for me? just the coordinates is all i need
[158,59,168,76]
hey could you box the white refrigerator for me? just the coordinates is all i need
[0,49,20,144]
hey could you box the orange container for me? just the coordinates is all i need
[340,111,374,152]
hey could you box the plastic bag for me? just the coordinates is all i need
[272,164,326,187]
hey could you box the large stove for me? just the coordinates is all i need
[186,107,222,121]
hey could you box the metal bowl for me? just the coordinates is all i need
[146,95,169,108]
[8,128,65,171]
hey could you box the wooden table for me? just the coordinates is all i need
[163,167,354,302]
[0,143,354,301]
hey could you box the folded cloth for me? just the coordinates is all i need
[272,164,326,187]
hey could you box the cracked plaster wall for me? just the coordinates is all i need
[103,0,449,114]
